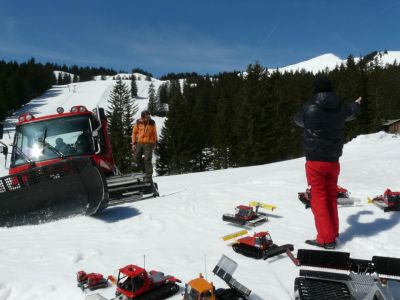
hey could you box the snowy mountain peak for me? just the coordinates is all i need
[278,53,343,74]
[277,51,400,74]
[373,51,400,66]
[308,53,342,62]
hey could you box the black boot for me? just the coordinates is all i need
[305,239,336,249]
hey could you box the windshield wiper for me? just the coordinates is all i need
[14,145,35,165]
[42,142,66,159]
[39,127,66,159]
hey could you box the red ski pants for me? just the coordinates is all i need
[305,161,340,244]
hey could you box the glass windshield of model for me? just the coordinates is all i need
[256,236,265,247]
[13,115,93,165]
[236,207,252,218]
[118,274,144,292]
[185,285,200,300]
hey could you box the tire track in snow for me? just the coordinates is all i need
[96,84,114,108]
[0,284,12,300]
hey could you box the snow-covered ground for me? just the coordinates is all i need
[1,74,400,300]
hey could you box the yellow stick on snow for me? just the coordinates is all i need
[367,197,375,204]
[222,230,248,241]
[249,201,277,211]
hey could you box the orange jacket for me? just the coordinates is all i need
[132,118,157,145]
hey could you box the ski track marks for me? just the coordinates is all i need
[0,284,11,300]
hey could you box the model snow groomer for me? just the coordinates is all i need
[222,201,276,226]
[183,255,251,300]
[77,270,110,291]
[85,264,181,300]
[222,230,293,260]
[368,188,400,212]
[298,185,360,208]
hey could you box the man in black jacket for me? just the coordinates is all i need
[295,76,361,249]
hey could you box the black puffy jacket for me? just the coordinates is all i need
[295,92,360,162]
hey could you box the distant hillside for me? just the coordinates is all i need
[276,51,400,74]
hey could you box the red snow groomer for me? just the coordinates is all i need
[298,185,359,208]
[0,106,159,227]
[76,271,109,291]
[222,201,276,226]
[368,189,400,212]
[112,264,181,300]
[222,230,293,260]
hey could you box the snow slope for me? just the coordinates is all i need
[1,76,400,300]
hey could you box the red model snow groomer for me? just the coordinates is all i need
[368,189,400,212]
[222,230,293,260]
[298,185,359,208]
[222,201,276,226]
[113,264,181,299]
[77,270,109,291]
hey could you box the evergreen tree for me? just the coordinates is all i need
[157,80,188,174]
[131,75,138,98]
[155,126,170,175]
[231,62,272,166]
[66,74,72,84]
[107,79,138,173]
[210,72,243,168]
[147,82,158,115]
[155,83,169,117]
[57,72,63,85]
[158,82,169,104]
[131,68,153,78]
[185,78,213,171]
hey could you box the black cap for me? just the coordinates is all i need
[141,110,150,117]
[314,76,333,93]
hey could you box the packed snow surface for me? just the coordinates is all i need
[1,75,400,300]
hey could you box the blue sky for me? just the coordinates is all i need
[1,0,400,76]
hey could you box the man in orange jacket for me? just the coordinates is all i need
[132,110,157,182]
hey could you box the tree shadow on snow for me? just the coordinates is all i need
[339,210,400,245]
[266,213,283,219]
[92,206,141,223]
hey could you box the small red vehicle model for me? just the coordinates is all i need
[111,264,181,300]
[222,202,276,226]
[223,230,293,260]
[368,189,400,212]
[298,185,359,208]
[77,270,109,291]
